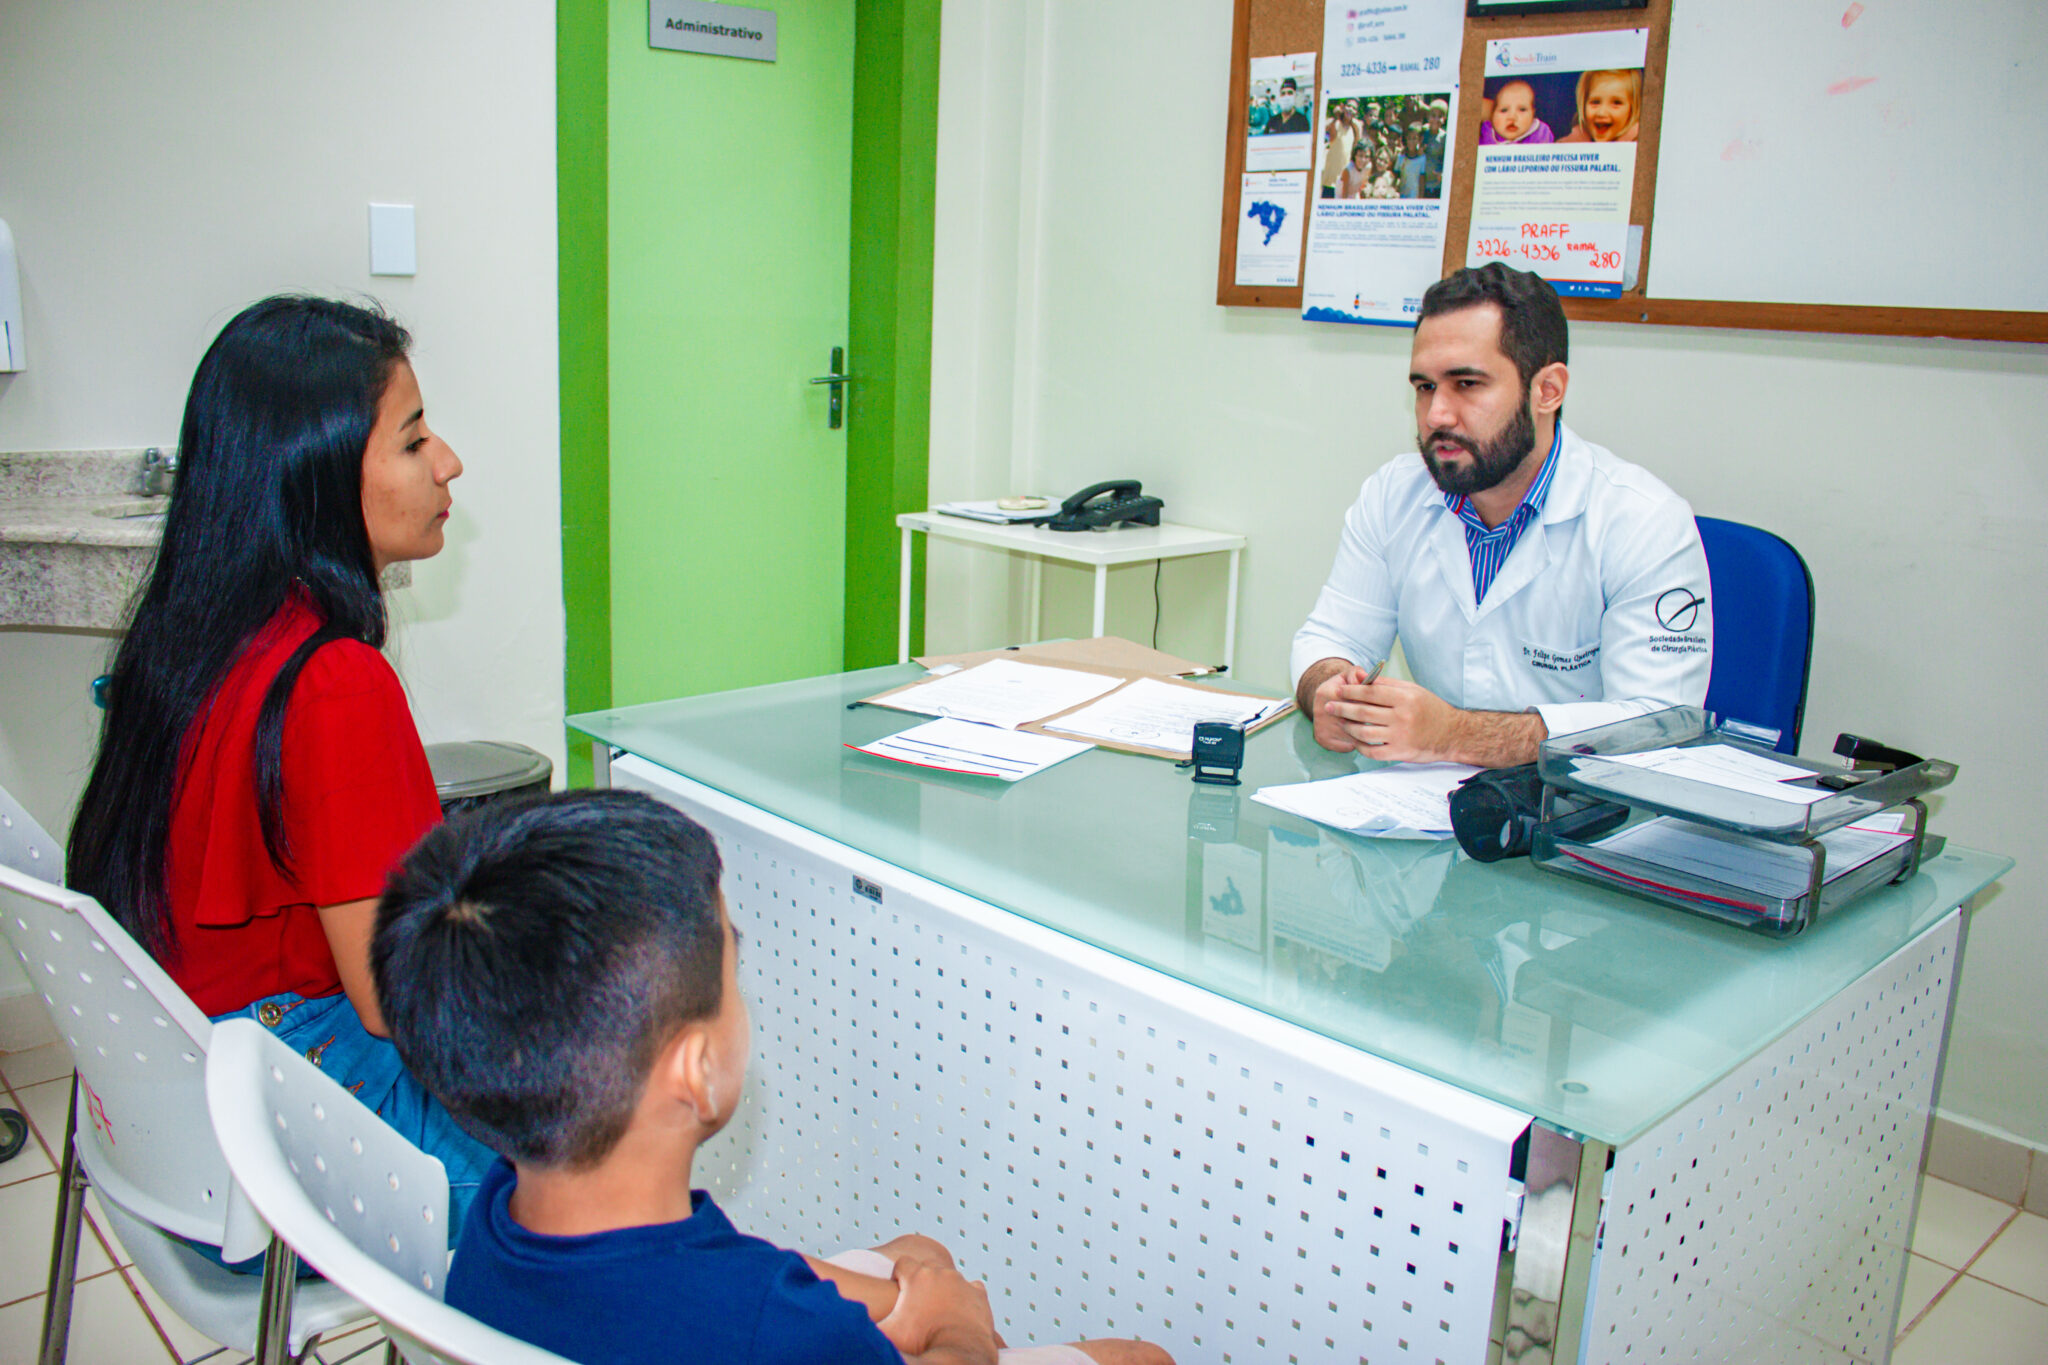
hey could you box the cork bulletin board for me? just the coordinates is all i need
[1215,0,2048,342]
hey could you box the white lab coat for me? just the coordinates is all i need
[1290,423,1712,739]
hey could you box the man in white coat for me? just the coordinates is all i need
[1291,263,1711,767]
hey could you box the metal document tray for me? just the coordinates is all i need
[1530,708,1956,936]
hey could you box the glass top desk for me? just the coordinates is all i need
[573,666,2007,1364]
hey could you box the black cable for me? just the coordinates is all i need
[1152,559,1163,649]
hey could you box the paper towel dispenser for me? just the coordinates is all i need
[0,219,22,372]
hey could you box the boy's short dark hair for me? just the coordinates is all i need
[1418,263,1569,391]
[373,789,726,1169]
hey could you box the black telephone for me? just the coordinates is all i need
[1046,479,1164,532]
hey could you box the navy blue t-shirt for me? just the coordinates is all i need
[446,1159,903,1365]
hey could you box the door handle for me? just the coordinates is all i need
[810,346,850,429]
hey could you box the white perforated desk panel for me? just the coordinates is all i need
[615,755,1532,1365]
[1580,912,1960,1365]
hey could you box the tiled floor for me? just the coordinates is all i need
[4,1038,2044,1363]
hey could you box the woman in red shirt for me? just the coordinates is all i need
[68,295,494,1232]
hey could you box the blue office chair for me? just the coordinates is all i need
[1695,516,1815,754]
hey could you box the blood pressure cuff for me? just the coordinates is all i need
[1449,763,1626,863]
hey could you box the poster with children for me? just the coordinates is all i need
[1300,0,1467,326]
[1464,28,1648,297]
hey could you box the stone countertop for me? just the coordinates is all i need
[0,493,167,548]
[1,450,163,630]
[0,449,165,542]
[1,448,409,631]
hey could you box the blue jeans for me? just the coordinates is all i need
[211,990,496,1245]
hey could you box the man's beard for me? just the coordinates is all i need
[1418,398,1536,497]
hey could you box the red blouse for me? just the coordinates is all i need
[163,593,441,1016]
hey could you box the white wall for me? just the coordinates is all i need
[0,4,563,853]
[929,1,2048,1148]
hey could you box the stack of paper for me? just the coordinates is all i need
[1583,743,1830,805]
[933,498,1054,524]
[1252,763,1481,840]
[863,653,1293,761]
[1582,815,1912,898]
[1045,677,1291,751]
[876,659,1125,729]
[851,718,1092,782]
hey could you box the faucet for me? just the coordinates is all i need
[140,446,178,497]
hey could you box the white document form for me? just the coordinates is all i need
[1590,816,1913,897]
[852,718,1093,782]
[1588,743,1831,805]
[1252,762,1480,838]
[878,660,1125,730]
[1044,677,1288,751]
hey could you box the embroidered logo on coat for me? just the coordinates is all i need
[1655,588,1706,632]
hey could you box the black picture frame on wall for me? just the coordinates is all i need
[1468,0,1648,16]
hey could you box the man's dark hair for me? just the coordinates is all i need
[1418,263,1569,390]
[373,789,726,1169]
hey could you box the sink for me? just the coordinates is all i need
[93,499,168,521]
[1,450,170,629]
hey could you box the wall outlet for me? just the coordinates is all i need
[0,218,23,371]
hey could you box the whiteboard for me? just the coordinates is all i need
[1649,0,2045,310]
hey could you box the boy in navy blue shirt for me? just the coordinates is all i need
[373,790,1172,1365]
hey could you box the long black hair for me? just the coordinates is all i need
[68,296,412,960]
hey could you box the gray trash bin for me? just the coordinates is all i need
[424,740,553,816]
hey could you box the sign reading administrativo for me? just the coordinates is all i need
[650,1,777,63]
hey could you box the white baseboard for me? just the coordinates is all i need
[1926,1108,2048,1217]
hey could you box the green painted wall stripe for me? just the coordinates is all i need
[843,0,941,668]
[558,0,611,786]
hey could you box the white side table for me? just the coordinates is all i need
[897,511,1247,667]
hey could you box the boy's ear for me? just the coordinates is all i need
[655,1024,721,1127]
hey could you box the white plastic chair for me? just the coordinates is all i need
[205,1018,574,1365]
[0,779,367,1364]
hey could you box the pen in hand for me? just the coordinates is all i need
[1360,658,1387,686]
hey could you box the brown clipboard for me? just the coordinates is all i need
[861,640,1296,762]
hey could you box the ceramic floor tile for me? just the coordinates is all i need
[129,1271,233,1362]
[1892,1274,2048,1365]
[1909,1174,2016,1269]
[0,1267,177,1364]
[315,1319,390,1363]
[1970,1210,2048,1304]
[0,1172,115,1306]
[1896,1253,1955,1334]
[2026,1170,2048,1220]
[0,1041,75,1089]
[14,1073,75,1164]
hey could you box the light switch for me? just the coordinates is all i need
[369,203,417,276]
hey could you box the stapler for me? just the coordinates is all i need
[1815,733,1926,790]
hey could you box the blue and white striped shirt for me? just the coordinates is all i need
[1445,424,1562,604]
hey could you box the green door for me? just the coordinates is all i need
[607,0,855,706]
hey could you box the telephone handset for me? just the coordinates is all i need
[1046,479,1165,532]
